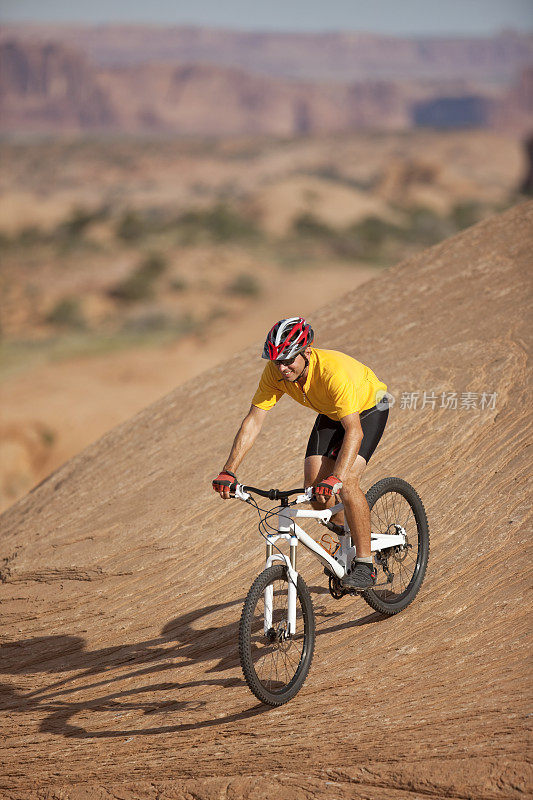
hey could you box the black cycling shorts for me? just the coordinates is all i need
[305,398,389,464]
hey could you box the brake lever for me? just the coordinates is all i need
[234,483,251,501]
[293,487,315,504]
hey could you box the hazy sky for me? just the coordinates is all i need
[1,0,532,35]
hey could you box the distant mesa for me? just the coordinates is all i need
[0,31,532,136]
[2,24,532,82]
[0,39,116,132]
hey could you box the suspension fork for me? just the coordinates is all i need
[263,537,298,636]
[264,541,273,634]
[263,511,298,636]
[287,537,297,635]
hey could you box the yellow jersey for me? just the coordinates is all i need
[252,348,387,421]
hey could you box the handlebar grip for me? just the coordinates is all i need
[213,474,238,495]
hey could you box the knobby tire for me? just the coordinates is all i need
[239,564,315,706]
[362,477,429,616]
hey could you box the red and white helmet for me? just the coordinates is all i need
[262,317,314,361]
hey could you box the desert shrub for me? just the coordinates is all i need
[122,311,173,333]
[116,210,143,242]
[46,297,86,329]
[306,166,374,191]
[291,212,372,259]
[114,203,258,245]
[59,205,108,239]
[139,252,167,279]
[178,203,259,242]
[449,201,483,231]
[143,207,173,233]
[293,212,335,238]
[329,234,369,260]
[109,253,167,302]
[207,305,228,322]
[206,203,250,240]
[109,272,150,302]
[39,426,56,447]
[16,226,49,246]
[169,275,187,292]
[227,272,261,297]
[348,208,453,253]
[349,216,403,247]
[401,206,453,245]
[290,213,408,261]
[122,310,196,336]
[325,215,404,261]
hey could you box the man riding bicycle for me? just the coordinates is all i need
[213,316,389,590]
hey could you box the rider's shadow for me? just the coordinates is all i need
[0,596,266,739]
[0,592,383,739]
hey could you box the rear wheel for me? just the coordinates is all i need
[239,565,315,706]
[363,477,429,616]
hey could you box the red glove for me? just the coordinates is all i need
[314,475,343,499]
[212,470,237,496]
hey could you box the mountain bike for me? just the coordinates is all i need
[232,478,429,706]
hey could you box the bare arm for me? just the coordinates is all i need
[224,404,268,473]
[334,412,363,481]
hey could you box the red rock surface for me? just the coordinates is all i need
[0,202,531,798]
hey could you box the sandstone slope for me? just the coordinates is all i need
[0,202,531,799]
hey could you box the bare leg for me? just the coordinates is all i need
[305,453,373,591]
[339,455,371,558]
[304,454,370,555]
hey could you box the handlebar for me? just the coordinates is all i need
[241,485,306,501]
[230,483,313,503]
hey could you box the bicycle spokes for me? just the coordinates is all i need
[364,478,429,615]
[239,566,315,705]
[249,580,305,688]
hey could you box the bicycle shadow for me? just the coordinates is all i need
[0,596,267,739]
[0,680,266,738]
[0,591,384,739]
[1,597,243,682]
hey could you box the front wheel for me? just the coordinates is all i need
[239,564,315,706]
[363,477,429,616]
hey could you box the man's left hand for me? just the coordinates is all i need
[314,475,343,500]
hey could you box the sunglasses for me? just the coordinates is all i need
[274,355,298,367]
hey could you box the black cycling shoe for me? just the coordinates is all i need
[341,561,377,590]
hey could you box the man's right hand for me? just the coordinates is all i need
[212,470,238,499]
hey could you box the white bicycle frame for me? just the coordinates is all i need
[235,484,406,636]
